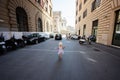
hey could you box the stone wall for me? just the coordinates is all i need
[0,0,53,32]
[76,0,120,46]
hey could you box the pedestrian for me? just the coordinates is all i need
[57,42,65,59]
[67,33,71,40]
[66,33,68,40]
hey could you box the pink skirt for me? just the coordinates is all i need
[58,49,64,54]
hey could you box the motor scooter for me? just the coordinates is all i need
[79,37,91,44]
[79,38,86,44]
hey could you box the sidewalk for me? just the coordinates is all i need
[92,43,120,58]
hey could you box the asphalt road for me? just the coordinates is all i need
[0,38,120,80]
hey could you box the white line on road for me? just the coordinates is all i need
[21,49,86,53]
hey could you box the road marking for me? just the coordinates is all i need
[66,41,71,43]
[21,49,86,53]
[86,57,97,63]
[79,51,86,54]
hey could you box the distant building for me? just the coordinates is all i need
[0,0,53,32]
[53,11,67,34]
[53,11,61,33]
[67,26,75,34]
[60,18,67,34]
[76,0,120,47]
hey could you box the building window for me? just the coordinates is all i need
[35,0,44,8]
[76,20,77,24]
[84,0,87,4]
[112,9,120,46]
[83,24,86,35]
[83,9,87,18]
[91,0,101,12]
[92,19,98,36]
[79,16,81,22]
[45,0,48,12]
[49,6,52,16]
[76,0,78,6]
[76,11,78,16]
[91,0,96,11]
[16,7,29,31]
[36,0,41,4]
[38,18,43,32]
[79,3,82,11]
[96,0,101,7]
[79,30,80,35]
[46,0,48,4]
[45,7,48,12]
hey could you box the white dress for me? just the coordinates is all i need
[58,47,64,54]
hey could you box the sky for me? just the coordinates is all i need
[52,0,75,27]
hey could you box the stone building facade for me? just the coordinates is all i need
[76,0,120,47]
[53,11,61,33]
[0,0,53,32]
[60,18,67,34]
[53,11,67,34]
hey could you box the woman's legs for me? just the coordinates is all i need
[59,53,62,59]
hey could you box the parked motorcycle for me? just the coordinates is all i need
[79,35,91,44]
[79,38,86,44]
[0,34,6,54]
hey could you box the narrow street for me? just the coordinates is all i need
[0,38,120,80]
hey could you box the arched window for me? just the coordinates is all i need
[38,18,43,32]
[16,7,29,31]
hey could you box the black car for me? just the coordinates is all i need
[26,33,45,44]
[5,36,18,50]
[55,34,62,40]
[49,33,54,38]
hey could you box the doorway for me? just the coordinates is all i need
[92,20,98,36]
[112,9,120,46]
[38,18,43,32]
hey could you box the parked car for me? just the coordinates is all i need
[37,33,45,42]
[0,32,26,51]
[71,34,79,40]
[88,35,96,42]
[5,36,18,50]
[39,32,50,40]
[55,34,62,40]
[49,33,54,38]
[26,33,45,44]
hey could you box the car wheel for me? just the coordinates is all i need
[0,45,7,54]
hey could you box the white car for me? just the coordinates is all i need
[38,32,50,39]
[71,35,79,40]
